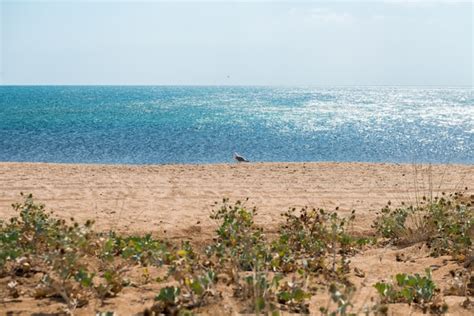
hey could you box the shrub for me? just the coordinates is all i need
[208,199,270,271]
[0,194,171,310]
[373,192,473,258]
[150,269,217,315]
[273,207,358,278]
[277,279,311,313]
[101,232,172,266]
[208,200,315,314]
[373,269,447,313]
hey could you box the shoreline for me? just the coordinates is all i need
[0,160,473,167]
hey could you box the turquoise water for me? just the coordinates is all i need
[0,86,472,164]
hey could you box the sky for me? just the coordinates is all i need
[0,0,472,86]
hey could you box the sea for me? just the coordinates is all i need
[0,86,472,164]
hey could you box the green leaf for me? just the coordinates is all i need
[104,270,113,283]
[256,296,266,312]
[374,282,389,296]
[400,287,413,302]
[293,288,309,302]
[395,273,407,286]
[190,280,204,296]
[156,286,180,303]
[75,269,94,287]
[278,291,291,303]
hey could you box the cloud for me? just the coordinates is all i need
[289,7,354,24]
[309,8,354,23]
[382,0,469,6]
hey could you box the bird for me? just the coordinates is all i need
[234,152,249,162]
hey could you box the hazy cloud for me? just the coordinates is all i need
[289,7,354,24]
[309,8,354,23]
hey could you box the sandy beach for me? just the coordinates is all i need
[1,162,472,238]
[1,162,473,315]
[3,0,472,314]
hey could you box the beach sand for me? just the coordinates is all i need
[1,162,472,238]
[0,162,473,315]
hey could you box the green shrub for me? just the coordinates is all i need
[208,199,270,271]
[150,269,217,315]
[373,269,447,313]
[273,207,357,278]
[277,279,311,313]
[374,269,435,304]
[373,192,473,258]
[0,194,171,310]
[372,202,411,239]
[238,271,282,314]
[101,232,171,266]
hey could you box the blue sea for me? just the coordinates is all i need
[0,86,472,164]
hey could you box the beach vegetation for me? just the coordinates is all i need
[2,193,471,314]
[274,207,358,279]
[208,198,268,272]
[319,283,356,316]
[373,191,473,259]
[101,232,172,266]
[373,269,447,313]
[0,193,171,312]
[149,269,217,315]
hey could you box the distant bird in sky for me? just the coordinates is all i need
[234,152,249,162]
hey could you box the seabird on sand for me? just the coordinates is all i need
[234,152,249,162]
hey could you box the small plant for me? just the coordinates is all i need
[373,192,473,258]
[208,199,269,271]
[149,269,217,314]
[320,283,356,316]
[94,268,125,301]
[273,207,358,279]
[147,241,218,314]
[427,193,473,257]
[0,194,173,311]
[234,269,282,314]
[0,194,98,309]
[373,269,447,313]
[0,222,22,272]
[101,232,171,266]
[277,279,311,313]
[152,286,182,314]
[372,202,411,240]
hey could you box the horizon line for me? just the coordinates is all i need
[0,83,472,88]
